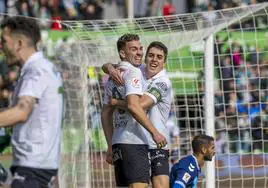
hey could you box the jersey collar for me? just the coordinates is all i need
[147,69,166,81]
[191,154,201,171]
[21,51,43,76]
[119,61,135,68]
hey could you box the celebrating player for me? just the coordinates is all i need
[106,41,172,188]
[101,34,167,187]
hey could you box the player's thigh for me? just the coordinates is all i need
[152,175,169,188]
[150,149,169,177]
[112,144,150,186]
[129,182,150,188]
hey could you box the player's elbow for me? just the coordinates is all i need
[127,102,139,114]
[140,101,149,110]
[17,111,30,123]
[14,107,31,123]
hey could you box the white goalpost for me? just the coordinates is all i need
[1,2,268,188]
[204,34,215,188]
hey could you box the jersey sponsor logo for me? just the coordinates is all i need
[182,172,191,183]
[188,163,195,172]
[131,78,140,88]
[114,117,128,128]
[112,148,123,162]
[151,150,166,160]
[156,162,162,167]
[156,82,168,92]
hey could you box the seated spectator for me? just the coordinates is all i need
[162,0,176,16]
[80,1,103,20]
[17,0,34,17]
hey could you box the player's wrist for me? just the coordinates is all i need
[150,128,159,136]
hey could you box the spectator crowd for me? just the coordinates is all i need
[214,38,268,154]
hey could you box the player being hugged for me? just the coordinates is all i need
[170,134,215,188]
[101,34,167,188]
[105,41,172,188]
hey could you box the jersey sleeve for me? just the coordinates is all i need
[103,79,113,105]
[19,68,46,99]
[123,68,143,96]
[172,169,192,188]
[145,78,171,104]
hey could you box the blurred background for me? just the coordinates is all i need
[0,0,267,23]
[0,1,268,187]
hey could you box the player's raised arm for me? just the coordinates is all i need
[102,63,124,86]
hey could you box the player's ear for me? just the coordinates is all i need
[12,34,22,52]
[201,146,207,154]
[119,50,126,59]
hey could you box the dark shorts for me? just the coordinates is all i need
[112,144,150,186]
[150,149,169,177]
[10,166,57,188]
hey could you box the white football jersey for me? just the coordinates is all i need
[103,61,147,145]
[141,66,173,149]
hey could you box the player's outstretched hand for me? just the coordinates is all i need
[110,68,124,86]
[106,148,113,165]
[152,132,167,149]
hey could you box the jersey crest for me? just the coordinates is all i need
[182,172,191,183]
[156,82,168,92]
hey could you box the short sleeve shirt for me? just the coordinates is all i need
[141,66,173,149]
[170,155,201,188]
[103,61,147,145]
[11,52,63,169]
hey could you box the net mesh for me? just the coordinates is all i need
[57,3,268,187]
[1,2,268,188]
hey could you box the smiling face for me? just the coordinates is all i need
[145,47,166,78]
[120,40,143,67]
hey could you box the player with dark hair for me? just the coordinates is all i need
[101,34,167,187]
[106,41,172,188]
[0,16,63,188]
[170,134,215,188]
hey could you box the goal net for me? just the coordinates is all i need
[55,3,268,187]
[2,2,268,188]
[58,3,268,188]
